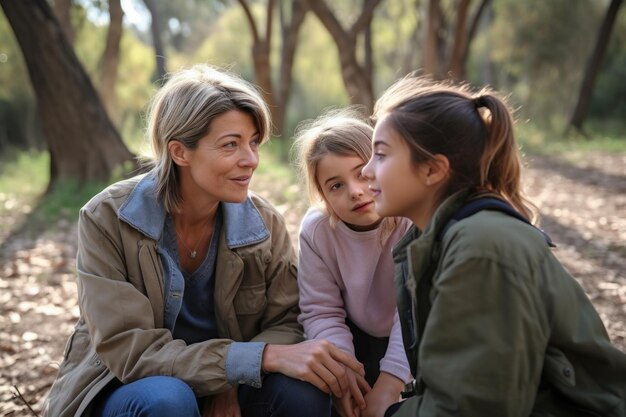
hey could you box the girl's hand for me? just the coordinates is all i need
[361,372,404,417]
[262,340,365,398]
[202,386,240,417]
[335,367,372,417]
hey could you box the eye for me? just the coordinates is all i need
[329,182,343,191]
[250,137,261,148]
[223,141,237,148]
[374,151,386,160]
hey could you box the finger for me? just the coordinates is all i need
[355,372,371,394]
[312,359,345,397]
[340,393,356,417]
[352,382,365,408]
[302,369,332,395]
[328,345,365,376]
[345,370,367,409]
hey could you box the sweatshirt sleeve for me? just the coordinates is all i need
[380,310,413,383]
[297,215,355,356]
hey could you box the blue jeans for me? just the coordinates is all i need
[93,374,331,417]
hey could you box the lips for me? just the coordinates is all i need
[368,187,381,198]
[352,201,373,211]
[231,175,252,185]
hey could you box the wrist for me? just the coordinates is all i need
[374,372,405,397]
[261,344,277,374]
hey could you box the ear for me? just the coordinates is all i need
[168,140,190,167]
[424,154,450,186]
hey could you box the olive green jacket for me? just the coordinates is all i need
[392,191,626,417]
[43,174,302,417]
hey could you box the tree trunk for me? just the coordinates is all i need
[98,0,123,121]
[0,0,135,190]
[447,0,490,81]
[276,0,307,137]
[143,0,167,83]
[568,0,623,135]
[306,0,381,112]
[423,0,443,78]
[53,0,74,45]
[447,0,471,81]
[237,0,277,133]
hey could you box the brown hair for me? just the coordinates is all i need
[373,75,537,222]
[292,108,399,240]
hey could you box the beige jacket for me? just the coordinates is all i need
[43,174,302,417]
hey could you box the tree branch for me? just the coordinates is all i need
[237,0,259,42]
[351,0,383,36]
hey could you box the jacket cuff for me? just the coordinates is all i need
[225,342,266,388]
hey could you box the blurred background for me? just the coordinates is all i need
[1,0,624,190]
[0,1,625,415]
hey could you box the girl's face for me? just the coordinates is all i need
[316,153,381,231]
[362,115,432,227]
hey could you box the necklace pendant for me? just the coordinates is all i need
[190,250,197,259]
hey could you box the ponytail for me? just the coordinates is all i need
[475,93,538,222]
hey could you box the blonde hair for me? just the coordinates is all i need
[143,65,271,213]
[374,75,538,222]
[292,108,399,240]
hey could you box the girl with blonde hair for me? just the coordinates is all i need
[294,108,413,417]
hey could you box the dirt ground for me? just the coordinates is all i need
[1,151,624,416]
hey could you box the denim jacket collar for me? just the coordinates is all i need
[117,174,270,248]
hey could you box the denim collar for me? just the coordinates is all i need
[118,174,269,248]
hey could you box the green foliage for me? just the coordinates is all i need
[285,15,349,137]
[0,149,129,236]
[489,0,603,129]
[191,5,253,74]
[115,32,158,152]
[372,0,420,92]
[253,141,301,205]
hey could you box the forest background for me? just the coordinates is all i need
[0,0,625,416]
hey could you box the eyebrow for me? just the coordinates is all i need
[216,131,260,141]
[372,140,390,147]
[322,161,364,186]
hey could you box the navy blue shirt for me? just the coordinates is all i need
[161,209,222,344]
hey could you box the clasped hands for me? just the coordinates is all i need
[203,339,381,417]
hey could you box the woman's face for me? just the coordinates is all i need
[178,109,260,205]
[362,115,430,226]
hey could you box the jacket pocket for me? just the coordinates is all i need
[233,283,267,315]
[543,346,576,387]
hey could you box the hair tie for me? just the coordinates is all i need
[473,96,486,109]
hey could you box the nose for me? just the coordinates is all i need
[239,145,259,168]
[361,159,374,180]
[349,181,365,200]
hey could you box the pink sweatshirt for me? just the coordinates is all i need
[297,207,413,383]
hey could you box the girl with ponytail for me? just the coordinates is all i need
[362,75,626,417]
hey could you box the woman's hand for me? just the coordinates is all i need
[262,340,365,398]
[202,386,240,417]
[361,372,404,417]
[334,367,372,417]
